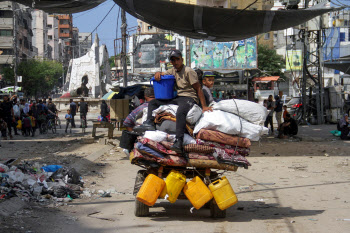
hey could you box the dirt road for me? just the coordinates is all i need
[1,122,349,233]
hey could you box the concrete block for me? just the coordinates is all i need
[0,197,27,217]
[80,138,95,144]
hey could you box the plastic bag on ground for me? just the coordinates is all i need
[194,110,268,141]
[50,168,81,185]
[41,165,63,173]
[212,99,268,125]
[0,164,9,173]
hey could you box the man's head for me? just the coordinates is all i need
[144,87,155,102]
[169,50,183,71]
[203,71,215,89]
[268,95,273,101]
[39,100,43,104]
[81,98,84,102]
[70,99,73,103]
[286,113,291,120]
[49,98,52,103]
[3,95,8,101]
[283,105,287,110]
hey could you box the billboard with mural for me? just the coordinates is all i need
[286,50,303,71]
[130,33,186,73]
[189,37,257,70]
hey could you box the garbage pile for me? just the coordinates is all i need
[130,99,268,169]
[0,161,83,203]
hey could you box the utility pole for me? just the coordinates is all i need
[121,9,128,87]
[301,0,309,123]
[12,2,18,94]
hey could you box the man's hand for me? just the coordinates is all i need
[154,72,165,81]
[202,106,213,113]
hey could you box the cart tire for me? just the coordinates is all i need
[133,170,146,196]
[210,199,226,218]
[134,198,149,217]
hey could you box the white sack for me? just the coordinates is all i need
[212,99,268,125]
[194,110,268,141]
[151,104,202,125]
[144,130,195,144]
[141,107,148,124]
[144,130,168,142]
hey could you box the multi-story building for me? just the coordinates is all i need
[78,32,92,56]
[0,1,33,74]
[57,14,73,64]
[72,27,80,58]
[32,9,48,59]
[47,15,59,60]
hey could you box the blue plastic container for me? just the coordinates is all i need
[150,75,176,99]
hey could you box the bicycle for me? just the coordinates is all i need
[47,118,56,134]
[40,122,48,134]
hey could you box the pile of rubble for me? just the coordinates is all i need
[0,160,83,203]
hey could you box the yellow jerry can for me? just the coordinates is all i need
[209,176,238,210]
[159,170,186,203]
[183,176,213,210]
[136,174,165,206]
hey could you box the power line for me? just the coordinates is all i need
[82,3,116,43]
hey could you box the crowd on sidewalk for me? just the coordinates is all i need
[0,94,92,147]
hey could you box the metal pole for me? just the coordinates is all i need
[121,9,128,87]
[317,15,324,124]
[13,2,18,94]
[302,0,310,123]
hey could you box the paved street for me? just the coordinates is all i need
[1,119,349,233]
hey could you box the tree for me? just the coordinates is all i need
[3,59,63,97]
[258,44,285,76]
[109,54,130,68]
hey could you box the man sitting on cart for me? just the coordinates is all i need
[134,50,212,153]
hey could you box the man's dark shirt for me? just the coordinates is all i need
[0,101,13,118]
[48,103,57,113]
[70,102,77,116]
[79,102,88,114]
[285,118,298,135]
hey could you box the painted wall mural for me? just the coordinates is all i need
[189,37,257,70]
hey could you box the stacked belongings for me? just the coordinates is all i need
[130,99,268,170]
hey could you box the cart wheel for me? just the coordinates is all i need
[134,198,149,217]
[133,170,147,196]
[210,199,226,218]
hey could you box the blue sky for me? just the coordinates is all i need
[72,0,137,58]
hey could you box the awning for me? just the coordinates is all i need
[113,0,337,42]
[252,76,280,82]
[8,0,105,14]
[324,56,350,75]
[102,91,118,100]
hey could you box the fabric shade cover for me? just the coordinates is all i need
[113,0,336,42]
[4,0,106,14]
[102,91,118,100]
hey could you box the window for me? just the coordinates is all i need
[47,24,52,29]
[48,35,53,40]
[0,10,13,18]
[340,32,346,42]
[264,33,270,40]
[0,49,13,55]
[0,29,13,36]
[148,25,153,30]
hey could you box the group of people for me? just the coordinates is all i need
[65,98,89,133]
[0,95,59,146]
[263,94,298,139]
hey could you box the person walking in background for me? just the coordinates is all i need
[69,99,77,128]
[12,99,20,135]
[78,98,88,128]
[264,95,275,135]
[0,95,14,139]
[65,109,72,133]
[100,100,109,122]
[274,95,283,130]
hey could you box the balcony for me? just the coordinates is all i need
[58,15,71,20]
[0,55,13,64]
[59,24,71,29]
[59,33,72,38]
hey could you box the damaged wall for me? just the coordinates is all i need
[65,34,112,98]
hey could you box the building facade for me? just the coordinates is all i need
[47,15,59,60]
[32,9,48,59]
[78,32,92,56]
